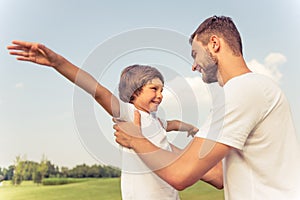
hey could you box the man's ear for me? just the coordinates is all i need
[210,35,220,52]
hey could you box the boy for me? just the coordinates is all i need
[8,40,198,199]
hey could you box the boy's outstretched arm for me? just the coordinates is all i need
[7,40,119,117]
[166,120,199,137]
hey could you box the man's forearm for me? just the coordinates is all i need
[131,137,180,171]
[201,161,223,189]
[130,137,225,190]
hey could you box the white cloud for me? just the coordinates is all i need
[15,82,24,89]
[264,53,287,68]
[247,52,286,83]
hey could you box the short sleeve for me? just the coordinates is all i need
[196,74,266,150]
[117,100,134,122]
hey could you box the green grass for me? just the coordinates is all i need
[42,178,88,185]
[0,178,224,200]
[180,181,224,200]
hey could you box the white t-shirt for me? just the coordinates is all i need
[197,73,300,200]
[118,101,180,200]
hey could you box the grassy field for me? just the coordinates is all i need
[0,178,224,200]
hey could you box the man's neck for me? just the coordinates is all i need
[218,55,251,85]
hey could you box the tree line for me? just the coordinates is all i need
[0,156,120,185]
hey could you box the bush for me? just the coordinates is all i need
[42,178,87,186]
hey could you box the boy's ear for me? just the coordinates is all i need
[130,93,137,103]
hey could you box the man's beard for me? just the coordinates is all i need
[202,50,218,83]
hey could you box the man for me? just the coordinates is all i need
[114,16,300,199]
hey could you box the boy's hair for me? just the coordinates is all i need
[190,15,243,56]
[118,64,164,103]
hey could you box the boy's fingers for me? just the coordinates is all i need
[16,57,31,62]
[12,40,34,48]
[10,51,27,57]
[7,44,28,51]
[38,43,50,55]
[11,40,24,45]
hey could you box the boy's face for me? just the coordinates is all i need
[132,78,163,113]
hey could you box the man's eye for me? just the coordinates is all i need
[191,52,196,59]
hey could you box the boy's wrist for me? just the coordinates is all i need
[52,55,68,69]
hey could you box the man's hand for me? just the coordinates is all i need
[113,110,144,149]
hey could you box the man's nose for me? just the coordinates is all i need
[192,63,198,71]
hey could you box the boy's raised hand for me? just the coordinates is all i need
[187,127,199,137]
[7,40,62,68]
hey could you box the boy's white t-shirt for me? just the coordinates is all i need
[118,101,180,200]
[196,73,300,200]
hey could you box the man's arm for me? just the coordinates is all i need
[114,111,230,190]
[169,143,183,154]
[200,160,223,189]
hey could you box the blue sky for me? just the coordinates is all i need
[1,0,299,168]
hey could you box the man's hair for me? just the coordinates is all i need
[190,15,243,56]
[118,64,164,103]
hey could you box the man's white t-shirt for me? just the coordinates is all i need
[197,73,300,200]
[118,101,180,200]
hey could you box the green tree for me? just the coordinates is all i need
[0,175,4,182]
[33,155,49,184]
[45,161,58,178]
[87,164,101,178]
[12,155,24,185]
[5,165,14,180]
[0,167,4,181]
[33,170,43,184]
[60,166,69,178]
[69,164,88,178]
[22,161,39,180]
